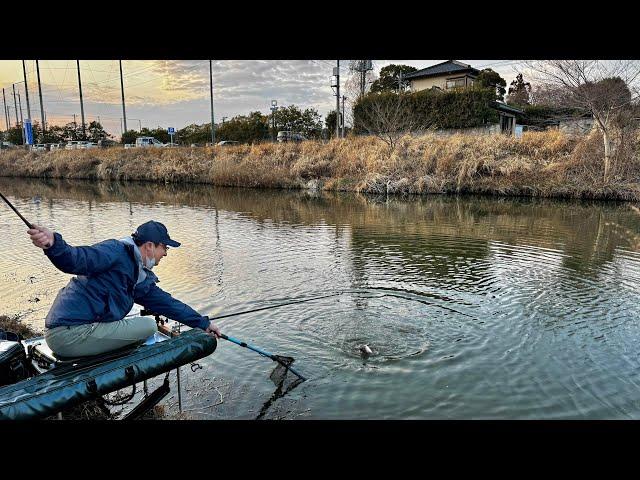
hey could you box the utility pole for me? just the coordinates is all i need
[17,92,23,125]
[77,60,86,139]
[335,60,340,139]
[270,100,278,141]
[17,92,25,144]
[12,84,19,125]
[36,60,45,140]
[209,60,215,146]
[119,60,127,134]
[222,116,227,124]
[399,70,403,93]
[22,60,32,123]
[2,88,9,131]
[342,95,346,138]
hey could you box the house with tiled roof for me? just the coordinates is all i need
[403,60,480,92]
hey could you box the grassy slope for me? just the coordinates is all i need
[1,131,638,200]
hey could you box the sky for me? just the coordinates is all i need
[0,60,527,138]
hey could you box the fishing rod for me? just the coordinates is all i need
[0,190,53,248]
[0,191,34,228]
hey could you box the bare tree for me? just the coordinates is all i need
[526,60,640,182]
[356,93,429,151]
[342,66,378,132]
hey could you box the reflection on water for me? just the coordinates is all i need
[1,177,640,419]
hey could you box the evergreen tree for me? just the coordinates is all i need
[507,73,532,105]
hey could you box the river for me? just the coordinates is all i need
[1,177,640,419]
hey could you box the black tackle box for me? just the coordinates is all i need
[0,339,29,387]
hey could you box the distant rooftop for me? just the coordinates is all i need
[493,101,523,115]
[403,60,480,80]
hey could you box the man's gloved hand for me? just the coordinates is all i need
[205,318,221,338]
[27,225,54,249]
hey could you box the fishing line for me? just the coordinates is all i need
[208,291,348,320]
[209,288,474,321]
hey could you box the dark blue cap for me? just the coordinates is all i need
[133,221,181,247]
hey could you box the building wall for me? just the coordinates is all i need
[413,124,501,137]
[558,118,595,135]
[409,74,476,92]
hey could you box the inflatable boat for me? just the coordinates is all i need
[0,313,217,420]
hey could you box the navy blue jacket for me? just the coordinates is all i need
[43,232,209,330]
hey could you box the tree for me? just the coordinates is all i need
[325,110,339,137]
[43,125,66,143]
[272,105,323,138]
[527,60,640,182]
[175,123,209,145]
[3,126,23,145]
[86,121,112,143]
[354,92,429,152]
[370,64,418,93]
[506,73,532,105]
[215,112,270,144]
[62,122,84,142]
[476,68,507,100]
[121,129,139,144]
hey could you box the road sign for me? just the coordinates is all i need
[24,119,33,145]
[167,127,175,134]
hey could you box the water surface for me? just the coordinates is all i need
[1,177,639,419]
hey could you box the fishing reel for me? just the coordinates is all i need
[140,309,175,337]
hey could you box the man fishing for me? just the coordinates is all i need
[27,220,221,358]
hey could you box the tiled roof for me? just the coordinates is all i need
[493,101,523,115]
[404,60,480,80]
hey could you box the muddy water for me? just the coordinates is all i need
[1,177,640,419]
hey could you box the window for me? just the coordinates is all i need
[446,78,466,89]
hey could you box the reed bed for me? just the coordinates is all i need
[1,130,638,200]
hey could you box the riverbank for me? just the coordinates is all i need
[1,131,639,201]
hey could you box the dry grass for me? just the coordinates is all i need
[2,131,639,200]
[0,315,42,338]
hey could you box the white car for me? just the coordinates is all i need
[65,141,83,150]
[135,137,165,148]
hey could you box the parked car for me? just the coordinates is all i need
[277,131,307,143]
[135,137,165,148]
[65,141,82,150]
[98,139,118,148]
[216,140,239,146]
[124,143,135,149]
[0,141,15,150]
[31,144,47,151]
[79,142,98,149]
[48,143,62,151]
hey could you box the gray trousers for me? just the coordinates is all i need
[45,316,157,358]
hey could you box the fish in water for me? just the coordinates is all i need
[359,344,373,357]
